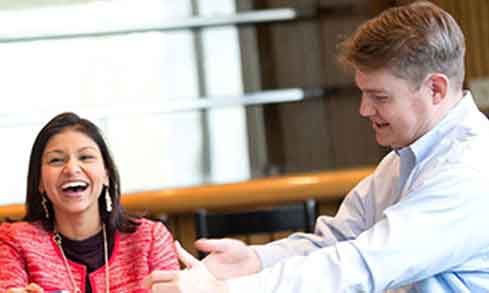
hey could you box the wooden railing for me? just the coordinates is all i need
[0,166,374,220]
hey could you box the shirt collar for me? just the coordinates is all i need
[398,91,476,164]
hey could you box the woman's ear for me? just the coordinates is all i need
[38,181,44,194]
[104,169,110,186]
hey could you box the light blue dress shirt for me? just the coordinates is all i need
[227,92,489,292]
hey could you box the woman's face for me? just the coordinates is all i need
[39,129,109,220]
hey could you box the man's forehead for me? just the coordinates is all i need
[355,70,387,92]
[354,68,411,93]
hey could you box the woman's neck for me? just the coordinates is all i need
[54,214,103,241]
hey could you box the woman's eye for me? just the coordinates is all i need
[80,155,95,161]
[47,158,63,165]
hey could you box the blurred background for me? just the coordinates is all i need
[0,0,488,252]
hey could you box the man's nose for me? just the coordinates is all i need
[359,97,375,117]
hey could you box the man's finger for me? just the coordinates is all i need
[151,282,180,293]
[143,270,179,288]
[175,240,200,269]
[195,238,236,253]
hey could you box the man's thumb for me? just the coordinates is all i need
[175,241,200,269]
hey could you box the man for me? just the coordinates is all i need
[144,1,489,292]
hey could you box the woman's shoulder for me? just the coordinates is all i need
[120,218,172,240]
[134,218,170,233]
[0,221,48,241]
[0,220,44,232]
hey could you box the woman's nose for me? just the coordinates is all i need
[63,159,81,174]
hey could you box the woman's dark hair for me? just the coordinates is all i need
[24,112,140,234]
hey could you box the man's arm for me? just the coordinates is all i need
[256,174,374,268]
[195,173,375,280]
[226,165,489,292]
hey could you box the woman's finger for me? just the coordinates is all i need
[25,283,44,292]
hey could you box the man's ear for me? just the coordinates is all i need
[427,73,449,105]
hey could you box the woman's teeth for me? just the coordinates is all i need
[61,181,88,192]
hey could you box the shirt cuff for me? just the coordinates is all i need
[253,242,289,269]
[226,274,263,293]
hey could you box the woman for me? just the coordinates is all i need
[0,112,179,292]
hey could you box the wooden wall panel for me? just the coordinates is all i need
[318,7,386,167]
[326,94,387,167]
[319,15,366,88]
[255,8,337,173]
[173,214,198,257]
[433,0,489,81]
[255,0,384,174]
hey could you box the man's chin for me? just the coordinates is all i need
[375,137,393,148]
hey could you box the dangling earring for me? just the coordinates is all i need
[105,186,112,213]
[41,195,49,219]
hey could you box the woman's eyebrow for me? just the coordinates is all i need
[78,146,98,152]
[44,149,64,156]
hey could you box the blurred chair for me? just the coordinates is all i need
[195,199,317,242]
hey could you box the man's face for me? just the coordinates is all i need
[355,69,436,149]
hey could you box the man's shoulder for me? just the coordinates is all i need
[436,119,489,168]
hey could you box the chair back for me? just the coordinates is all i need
[195,199,317,239]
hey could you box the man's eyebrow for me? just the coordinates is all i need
[363,88,388,94]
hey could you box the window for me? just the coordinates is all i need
[0,0,250,204]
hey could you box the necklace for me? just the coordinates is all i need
[53,224,110,293]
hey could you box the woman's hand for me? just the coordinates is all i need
[143,241,228,293]
[6,283,44,293]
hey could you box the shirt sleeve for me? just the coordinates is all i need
[0,223,29,291]
[255,174,374,268]
[148,221,180,271]
[227,164,489,292]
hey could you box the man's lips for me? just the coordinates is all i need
[372,121,389,130]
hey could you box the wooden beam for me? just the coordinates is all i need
[0,166,374,220]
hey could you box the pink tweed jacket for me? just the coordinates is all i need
[0,218,179,292]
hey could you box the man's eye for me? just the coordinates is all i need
[374,96,389,102]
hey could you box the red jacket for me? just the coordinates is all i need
[0,218,179,292]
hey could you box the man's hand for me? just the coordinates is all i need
[196,238,261,280]
[143,241,228,293]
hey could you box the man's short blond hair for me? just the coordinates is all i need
[339,1,465,90]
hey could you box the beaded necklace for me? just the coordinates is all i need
[53,224,110,293]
